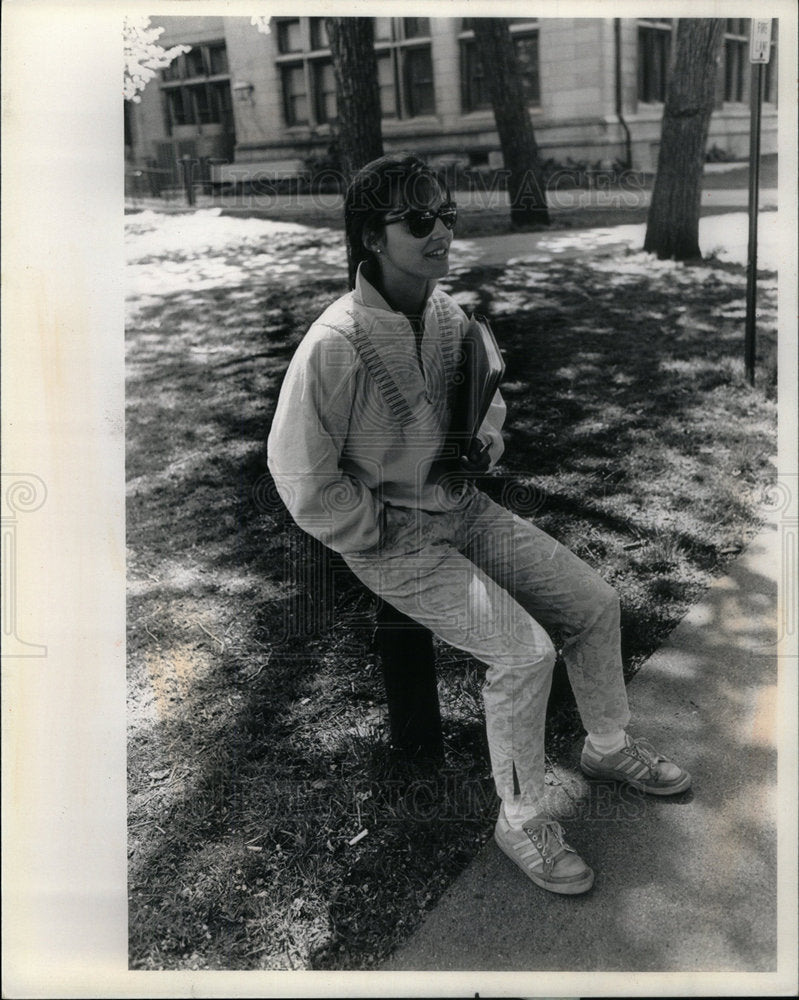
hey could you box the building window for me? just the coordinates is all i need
[281,64,309,126]
[374,18,436,118]
[275,18,336,127]
[276,16,435,127]
[208,44,229,75]
[309,17,329,51]
[403,45,435,116]
[715,20,778,109]
[374,17,393,42]
[313,59,337,124]
[160,40,232,132]
[722,19,749,103]
[376,52,397,119]
[403,18,430,40]
[162,41,228,81]
[277,18,303,54]
[460,37,489,111]
[513,31,540,105]
[637,19,672,104]
[459,20,540,113]
[163,82,232,128]
[185,47,207,78]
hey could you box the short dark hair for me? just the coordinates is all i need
[343,154,449,288]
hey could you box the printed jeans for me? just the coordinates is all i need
[343,488,630,815]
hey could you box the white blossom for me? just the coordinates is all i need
[250,16,272,35]
[124,16,191,102]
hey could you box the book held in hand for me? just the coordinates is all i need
[449,313,505,456]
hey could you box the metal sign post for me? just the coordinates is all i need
[180,155,196,207]
[745,18,772,387]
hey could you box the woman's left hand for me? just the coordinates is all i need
[459,438,492,474]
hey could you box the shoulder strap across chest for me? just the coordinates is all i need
[318,315,416,427]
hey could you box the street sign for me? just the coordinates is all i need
[750,19,772,63]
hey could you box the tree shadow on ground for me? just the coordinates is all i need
[127,249,777,969]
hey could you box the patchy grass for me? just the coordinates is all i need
[127,211,777,971]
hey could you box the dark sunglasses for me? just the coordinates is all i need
[383,202,458,239]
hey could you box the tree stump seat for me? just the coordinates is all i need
[374,600,443,761]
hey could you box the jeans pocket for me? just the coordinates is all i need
[347,505,410,560]
[384,503,420,548]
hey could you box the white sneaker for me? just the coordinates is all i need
[494,812,594,895]
[581,734,691,795]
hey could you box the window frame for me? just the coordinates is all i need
[280,61,311,127]
[276,17,304,54]
[309,17,329,52]
[721,19,750,105]
[312,58,337,126]
[160,39,232,133]
[373,17,436,119]
[636,18,673,106]
[274,16,437,127]
[458,20,541,115]
[274,17,338,127]
[718,19,779,109]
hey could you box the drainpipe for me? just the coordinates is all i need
[614,18,633,169]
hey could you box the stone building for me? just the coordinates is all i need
[125,15,778,190]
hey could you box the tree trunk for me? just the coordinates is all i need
[644,19,725,260]
[471,18,549,227]
[325,18,384,187]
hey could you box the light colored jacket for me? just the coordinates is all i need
[267,268,506,554]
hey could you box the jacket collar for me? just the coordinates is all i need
[353,263,395,312]
[353,263,437,318]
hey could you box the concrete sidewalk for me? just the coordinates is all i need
[383,515,782,973]
[450,204,780,270]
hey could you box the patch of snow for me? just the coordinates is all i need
[700,211,780,271]
[126,211,346,308]
[489,291,531,315]
[126,208,781,318]
[448,290,481,311]
[453,211,780,273]
[703,161,747,173]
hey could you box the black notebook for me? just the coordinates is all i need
[449,313,505,454]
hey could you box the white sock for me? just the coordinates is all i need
[585,729,627,756]
[501,796,546,830]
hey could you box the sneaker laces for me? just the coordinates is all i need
[522,820,574,863]
[627,737,668,779]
